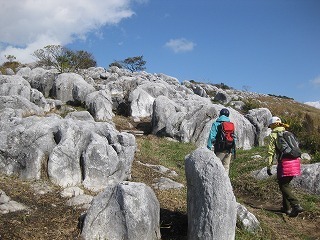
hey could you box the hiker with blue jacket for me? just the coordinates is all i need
[207,108,235,175]
[266,116,304,217]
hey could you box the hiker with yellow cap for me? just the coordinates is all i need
[266,116,304,217]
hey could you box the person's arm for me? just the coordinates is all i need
[207,122,218,149]
[266,133,276,175]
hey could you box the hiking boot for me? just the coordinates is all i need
[289,204,304,217]
[280,207,291,215]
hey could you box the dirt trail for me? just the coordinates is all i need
[241,195,320,240]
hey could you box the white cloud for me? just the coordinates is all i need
[165,38,196,53]
[310,75,320,88]
[305,101,320,109]
[0,0,141,64]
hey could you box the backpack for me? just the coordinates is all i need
[276,131,301,159]
[215,121,235,151]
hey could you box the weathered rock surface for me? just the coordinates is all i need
[53,73,96,105]
[81,181,161,240]
[245,108,272,146]
[1,66,272,151]
[152,96,255,149]
[0,115,136,192]
[0,189,28,214]
[185,147,237,240]
[236,203,261,233]
[152,177,184,190]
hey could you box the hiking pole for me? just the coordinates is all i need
[232,144,236,160]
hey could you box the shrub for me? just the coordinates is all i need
[109,55,146,72]
[242,98,261,113]
[300,132,320,161]
[311,151,320,163]
[212,82,231,90]
[279,113,320,161]
[267,93,294,100]
[33,45,96,73]
[0,55,21,74]
[280,114,304,133]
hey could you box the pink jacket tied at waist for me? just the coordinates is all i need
[279,158,301,177]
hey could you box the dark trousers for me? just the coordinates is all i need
[278,176,299,210]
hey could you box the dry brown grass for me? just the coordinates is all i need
[0,175,83,240]
[256,95,320,127]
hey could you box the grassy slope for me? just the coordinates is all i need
[134,136,320,240]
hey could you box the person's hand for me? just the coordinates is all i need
[267,168,272,176]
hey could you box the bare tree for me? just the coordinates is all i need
[5,55,16,62]
[242,85,251,92]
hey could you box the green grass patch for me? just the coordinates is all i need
[136,135,196,182]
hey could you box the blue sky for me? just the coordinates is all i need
[1,0,319,102]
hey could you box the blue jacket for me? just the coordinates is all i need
[207,115,230,150]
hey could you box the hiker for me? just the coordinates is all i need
[266,116,304,217]
[207,108,236,175]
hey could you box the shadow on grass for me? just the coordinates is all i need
[136,121,152,134]
[243,201,285,216]
[160,208,188,240]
